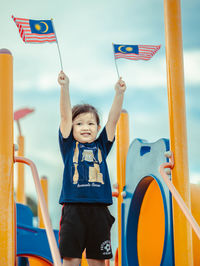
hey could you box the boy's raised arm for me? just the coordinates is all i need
[106,77,126,141]
[58,71,72,138]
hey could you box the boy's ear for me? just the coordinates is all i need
[97,125,101,132]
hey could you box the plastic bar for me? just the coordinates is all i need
[159,155,200,240]
[0,48,15,265]
[14,156,62,266]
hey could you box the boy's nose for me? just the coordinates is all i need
[82,124,89,130]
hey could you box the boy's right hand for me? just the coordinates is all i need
[58,71,69,88]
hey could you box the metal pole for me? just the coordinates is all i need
[0,48,15,265]
[163,0,193,265]
[38,176,48,229]
[16,135,26,204]
[116,110,129,266]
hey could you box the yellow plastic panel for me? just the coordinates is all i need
[137,179,165,266]
[28,255,51,265]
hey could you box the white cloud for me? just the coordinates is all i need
[13,49,200,94]
[14,79,34,91]
[190,172,200,184]
[14,53,167,93]
[122,57,166,89]
[184,50,200,85]
[37,72,57,91]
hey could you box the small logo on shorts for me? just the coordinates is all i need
[100,240,111,255]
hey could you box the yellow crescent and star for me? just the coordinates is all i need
[34,21,49,33]
[118,45,133,53]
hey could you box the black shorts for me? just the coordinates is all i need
[59,203,115,260]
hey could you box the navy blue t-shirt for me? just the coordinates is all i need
[59,127,114,205]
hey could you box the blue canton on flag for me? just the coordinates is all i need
[114,44,139,55]
[29,19,54,35]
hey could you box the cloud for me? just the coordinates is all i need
[13,47,200,95]
[37,72,58,91]
[184,50,200,85]
[14,52,167,93]
[190,172,200,184]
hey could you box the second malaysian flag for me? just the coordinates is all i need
[113,44,161,61]
[12,15,56,43]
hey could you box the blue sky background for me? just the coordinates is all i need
[1,0,200,253]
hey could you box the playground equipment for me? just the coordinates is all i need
[113,112,200,266]
[111,0,200,264]
[17,203,59,265]
[0,48,62,265]
[14,156,62,265]
[1,0,200,264]
[17,175,53,265]
[14,107,34,204]
[164,0,193,263]
[121,138,174,265]
[38,176,49,229]
[0,48,15,265]
[14,107,55,265]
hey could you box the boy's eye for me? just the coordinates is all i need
[77,122,82,125]
[89,122,95,125]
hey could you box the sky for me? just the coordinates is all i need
[1,0,200,252]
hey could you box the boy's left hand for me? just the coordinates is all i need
[115,77,126,93]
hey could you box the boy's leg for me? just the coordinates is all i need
[59,204,86,261]
[87,259,105,266]
[63,257,81,266]
[86,206,115,261]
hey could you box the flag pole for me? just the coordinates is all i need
[51,19,63,71]
[112,43,120,79]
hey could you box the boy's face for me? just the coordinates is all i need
[72,112,100,143]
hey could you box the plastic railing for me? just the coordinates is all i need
[159,151,200,240]
[14,156,62,266]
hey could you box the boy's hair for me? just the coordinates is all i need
[72,104,100,125]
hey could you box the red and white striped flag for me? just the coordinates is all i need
[113,44,161,61]
[12,15,56,43]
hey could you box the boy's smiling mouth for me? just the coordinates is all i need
[81,132,91,136]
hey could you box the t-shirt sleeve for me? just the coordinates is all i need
[97,127,115,157]
[59,128,74,161]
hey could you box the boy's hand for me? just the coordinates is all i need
[115,77,126,94]
[58,71,69,88]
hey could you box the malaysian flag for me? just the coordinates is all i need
[12,15,57,43]
[113,44,161,60]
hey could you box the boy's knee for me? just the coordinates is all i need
[87,258,105,266]
[63,257,81,266]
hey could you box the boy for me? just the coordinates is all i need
[58,71,126,266]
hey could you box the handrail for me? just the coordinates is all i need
[159,152,200,240]
[14,156,62,266]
